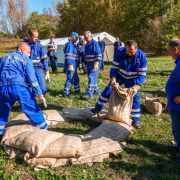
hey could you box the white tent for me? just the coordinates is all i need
[40,32,119,66]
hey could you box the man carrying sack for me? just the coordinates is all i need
[91,40,147,129]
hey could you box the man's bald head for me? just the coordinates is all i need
[17,42,31,57]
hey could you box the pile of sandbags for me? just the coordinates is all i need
[145,97,167,116]
[1,120,133,171]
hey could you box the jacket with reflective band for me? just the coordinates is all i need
[0,51,43,96]
[64,40,79,69]
[85,38,102,69]
[24,40,49,71]
[110,47,147,87]
[166,56,180,111]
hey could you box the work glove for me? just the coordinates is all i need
[79,63,82,71]
[45,71,50,83]
[85,64,88,72]
[94,62,99,71]
[111,78,116,88]
[68,64,74,71]
[131,84,140,96]
[38,95,47,108]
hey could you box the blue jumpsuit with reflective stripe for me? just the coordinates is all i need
[24,40,49,95]
[85,38,102,98]
[95,47,147,123]
[0,51,49,139]
[62,40,80,96]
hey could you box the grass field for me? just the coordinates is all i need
[0,55,180,180]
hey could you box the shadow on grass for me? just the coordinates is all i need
[110,139,180,179]
[50,119,100,135]
[141,90,167,98]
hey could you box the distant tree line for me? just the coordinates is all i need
[0,0,179,55]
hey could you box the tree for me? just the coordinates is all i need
[0,0,29,36]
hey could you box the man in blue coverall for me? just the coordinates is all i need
[91,40,147,129]
[24,28,50,96]
[0,42,49,140]
[98,36,106,71]
[81,31,102,100]
[62,32,80,97]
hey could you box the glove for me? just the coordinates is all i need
[94,62,99,71]
[85,64,88,72]
[38,95,47,108]
[79,64,82,71]
[131,84,141,96]
[45,71,50,83]
[68,64,74,71]
[111,78,116,88]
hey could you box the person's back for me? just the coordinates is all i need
[0,51,31,87]
[114,37,123,54]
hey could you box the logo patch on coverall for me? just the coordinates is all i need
[36,56,40,60]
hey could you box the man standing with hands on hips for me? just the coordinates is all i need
[24,28,50,96]
[81,31,102,100]
[166,38,180,163]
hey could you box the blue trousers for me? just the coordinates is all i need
[100,54,104,70]
[35,68,47,95]
[169,110,180,153]
[50,56,58,73]
[85,68,100,98]
[95,81,141,123]
[0,85,49,139]
[62,68,80,96]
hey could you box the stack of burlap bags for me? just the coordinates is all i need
[2,83,135,171]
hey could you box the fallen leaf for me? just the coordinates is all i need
[158,119,162,121]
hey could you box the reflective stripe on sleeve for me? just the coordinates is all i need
[138,72,146,76]
[1,56,26,65]
[119,68,138,75]
[139,67,147,71]
[118,71,138,79]
[111,65,119,69]
[41,54,47,60]
[31,82,39,87]
[65,57,79,60]
[112,61,119,66]
[65,53,79,57]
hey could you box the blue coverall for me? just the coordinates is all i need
[95,47,147,123]
[85,38,102,98]
[0,51,49,139]
[24,40,49,95]
[62,40,80,96]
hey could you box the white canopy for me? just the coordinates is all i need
[40,32,119,65]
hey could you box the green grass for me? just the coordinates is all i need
[1,55,180,179]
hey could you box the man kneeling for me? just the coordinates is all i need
[91,40,147,129]
[0,42,49,140]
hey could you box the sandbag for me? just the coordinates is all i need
[145,97,167,116]
[3,126,64,157]
[62,108,86,120]
[39,134,84,158]
[80,107,107,123]
[106,83,134,126]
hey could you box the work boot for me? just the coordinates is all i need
[132,122,141,129]
[81,95,89,100]
[55,71,58,75]
[91,108,100,114]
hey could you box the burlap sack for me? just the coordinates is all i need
[62,108,86,120]
[4,126,64,157]
[145,97,167,116]
[42,109,67,125]
[106,83,134,126]
[39,134,84,158]
[80,107,107,123]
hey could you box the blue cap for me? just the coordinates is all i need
[70,32,79,37]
